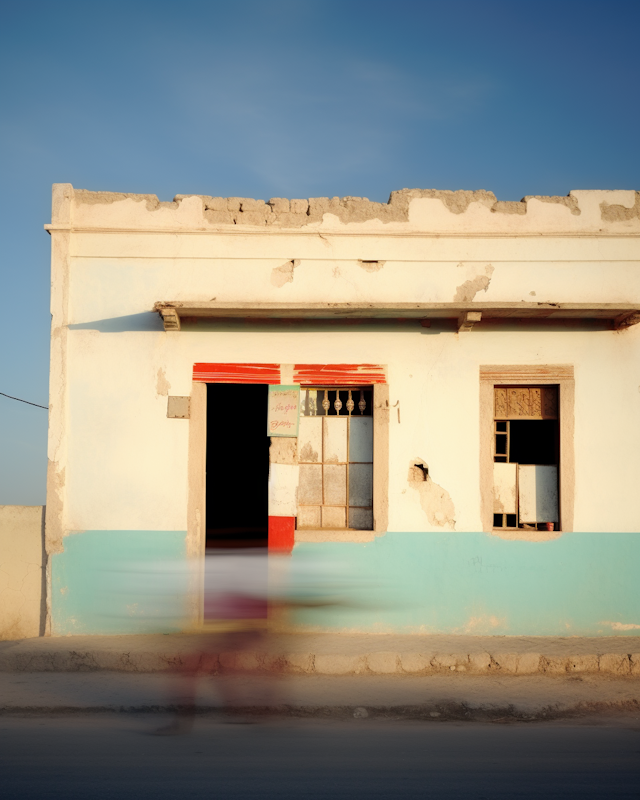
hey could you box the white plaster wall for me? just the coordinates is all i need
[49,186,640,538]
[62,322,640,533]
[64,333,189,532]
[67,243,640,321]
[269,464,299,517]
[0,506,44,640]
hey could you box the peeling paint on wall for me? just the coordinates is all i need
[271,259,300,287]
[156,367,170,397]
[299,441,319,463]
[45,462,65,554]
[601,192,640,222]
[456,614,505,634]
[408,460,456,530]
[453,264,495,302]
[70,187,634,229]
[522,194,581,215]
[600,621,640,631]
[491,200,527,215]
[270,437,298,465]
[74,189,178,212]
[358,259,386,272]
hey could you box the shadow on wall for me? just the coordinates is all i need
[68,313,164,333]
[65,317,610,335]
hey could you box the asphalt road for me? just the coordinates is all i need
[2,715,640,799]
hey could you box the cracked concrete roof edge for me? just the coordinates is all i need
[50,184,640,231]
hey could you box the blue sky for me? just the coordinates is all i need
[1,0,639,504]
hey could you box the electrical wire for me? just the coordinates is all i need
[0,392,49,410]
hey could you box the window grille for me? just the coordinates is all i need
[298,387,373,530]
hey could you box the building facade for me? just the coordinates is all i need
[45,184,640,636]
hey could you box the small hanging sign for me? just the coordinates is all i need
[267,385,300,437]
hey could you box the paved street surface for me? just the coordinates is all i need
[2,715,640,799]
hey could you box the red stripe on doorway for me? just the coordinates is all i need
[193,363,281,384]
[268,516,295,553]
[293,364,386,385]
[192,363,386,385]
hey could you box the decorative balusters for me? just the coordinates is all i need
[346,390,355,415]
[358,390,366,415]
[300,387,372,416]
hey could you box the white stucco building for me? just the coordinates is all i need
[45,184,640,636]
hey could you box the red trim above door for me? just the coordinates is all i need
[193,363,386,385]
[193,363,281,384]
[294,364,386,385]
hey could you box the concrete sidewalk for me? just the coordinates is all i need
[1,633,639,677]
[0,672,639,721]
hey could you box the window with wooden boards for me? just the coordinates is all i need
[493,386,560,531]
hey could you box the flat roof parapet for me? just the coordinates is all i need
[48,184,640,234]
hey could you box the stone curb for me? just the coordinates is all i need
[1,649,639,677]
[1,700,639,721]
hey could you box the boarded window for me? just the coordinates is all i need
[494,386,558,419]
[297,388,373,530]
[492,385,559,530]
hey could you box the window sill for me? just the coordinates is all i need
[295,528,377,543]
[491,528,562,541]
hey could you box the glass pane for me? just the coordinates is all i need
[349,417,373,462]
[322,506,346,528]
[298,464,322,505]
[323,417,348,463]
[298,506,321,529]
[349,463,373,507]
[298,417,322,463]
[349,508,373,530]
[323,464,347,505]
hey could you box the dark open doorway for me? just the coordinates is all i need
[205,383,269,548]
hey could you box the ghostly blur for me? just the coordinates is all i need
[93,546,367,733]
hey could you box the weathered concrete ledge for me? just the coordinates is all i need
[48,183,640,234]
[1,634,638,677]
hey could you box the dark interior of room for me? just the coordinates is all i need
[205,383,269,548]
[509,419,559,465]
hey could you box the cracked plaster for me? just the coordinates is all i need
[60,186,640,233]
[408,461,456,530]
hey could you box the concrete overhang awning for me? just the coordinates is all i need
[153,301,640,332]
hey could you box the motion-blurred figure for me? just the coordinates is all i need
[155,548,271,734]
